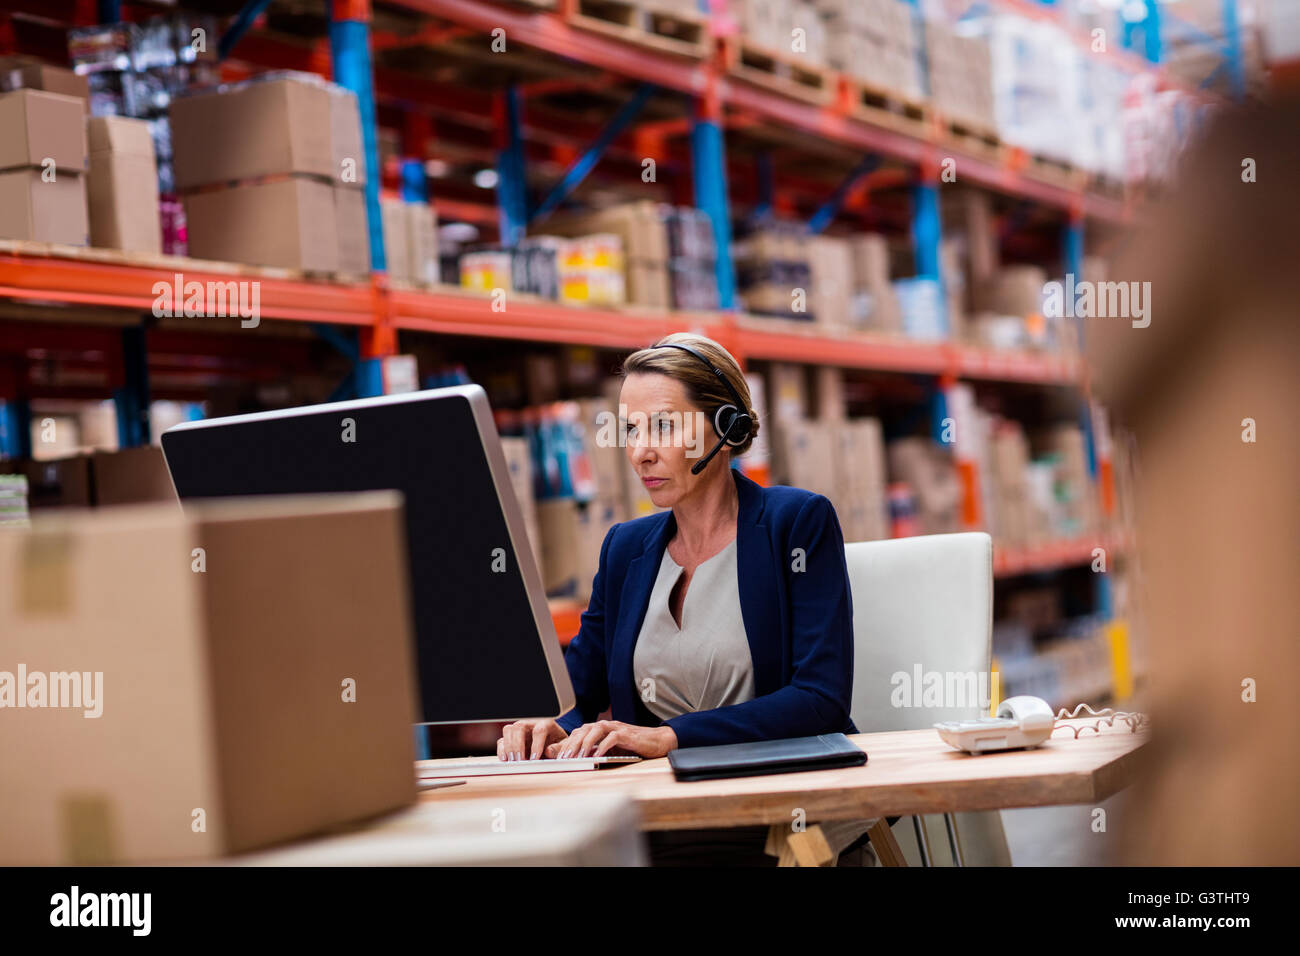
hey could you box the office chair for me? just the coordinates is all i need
[843,532,1011,867]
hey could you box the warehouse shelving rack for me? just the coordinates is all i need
[0,0,1179,707]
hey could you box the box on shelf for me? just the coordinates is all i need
[19,455,94,508]
[170,74,334,190]
[183,176,338,272]
[536,495,621,601]
[406,201,438,286]
[832,417,889,543]
[887,437,962,535]
[333,185,370,275]
[0,56,90,111]
[500,435,543,576]
[381,198,412,281]
[327,85,366,187]
[0,89,87,172]
[0,493,419,864]
[0,167,89,245]
[91,446,174,506]
[86,115,161,254]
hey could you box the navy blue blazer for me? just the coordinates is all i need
[557,467,858,749]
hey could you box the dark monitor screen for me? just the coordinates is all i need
[160,385,572,724]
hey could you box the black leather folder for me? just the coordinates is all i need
[668,733,867,782]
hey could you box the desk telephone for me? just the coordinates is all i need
[935,697,1148,754]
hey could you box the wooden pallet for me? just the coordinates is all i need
[728,41,834,105]
[569,0,709,61]
[941,116,1001,152]
[0,238,365,286]
[842,77,929,136]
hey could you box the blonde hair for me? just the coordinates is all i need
[620,332,760,457]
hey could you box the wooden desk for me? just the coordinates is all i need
[417,719,1148,833]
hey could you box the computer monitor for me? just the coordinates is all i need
[160,385,574,725]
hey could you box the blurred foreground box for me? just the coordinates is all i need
[232,793,646,867]
[0,492,419,864]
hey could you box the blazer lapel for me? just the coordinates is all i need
[733,469,781,696]
[609,509,675,721]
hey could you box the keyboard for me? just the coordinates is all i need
[417,755,642,779]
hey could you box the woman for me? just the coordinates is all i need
[497,332,869,864]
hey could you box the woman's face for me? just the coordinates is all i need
[619,372,714,509]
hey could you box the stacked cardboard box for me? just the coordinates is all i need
[329,85,374,276]
[832,417,889,542]
[886,437,962,535]
[548,202,663,307]
[735,227,812,320]
[501,436,544,575]
[0,494,419,864]
[558,234,626,306]
[735,0,799,54]
[1044,423,1095,539]
[86,116,161,254]
[0,56,90,109]
[0,89,89,244]
[986,420,1034,548]
[172,73,370,273]
[821,0,922,100]
[380,198,437,284]
[847,234,903,332]
[807,235,854,330]
[925,20,996,132]
[664,206,718,311]
[18,446,179,510]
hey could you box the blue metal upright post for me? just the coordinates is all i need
[0,399,33,461]
[330,0,386,272]
[114,325,150,449]
[497,85,529,249]
[691,98,736,310]
[910,180,942,279]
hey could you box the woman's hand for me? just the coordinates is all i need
[497,718,568,761]
[547,720,678,759]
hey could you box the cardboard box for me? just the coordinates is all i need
[184,177,339,273]
[380,198,410,281]
[0,89,86,172]
[500,436,543,576]
[86,116,161,254]
[170,76,334,191]
[0,494,419,864]
[772,418,837,498]
[576,397,626,503]
[92,446,174,506]
[334,185,370,275]
[0,167,88,244]
[833,418,889,542]
[328,85,366,186]
[0,57,90,111]
[536,495,620,601]
[20,455,93,508]
[406,201,438,285]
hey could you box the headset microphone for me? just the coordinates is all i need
[650,342,753,475]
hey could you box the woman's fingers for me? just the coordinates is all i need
[593,730,623,757]
[529,721,552,760]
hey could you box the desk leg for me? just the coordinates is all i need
[765,824,835,867]
[867,818,909,867]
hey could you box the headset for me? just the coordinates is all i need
[650,342,753,475]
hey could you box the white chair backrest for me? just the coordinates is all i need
[845,533,993,733]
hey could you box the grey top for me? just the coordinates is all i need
[632,537,756,721]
